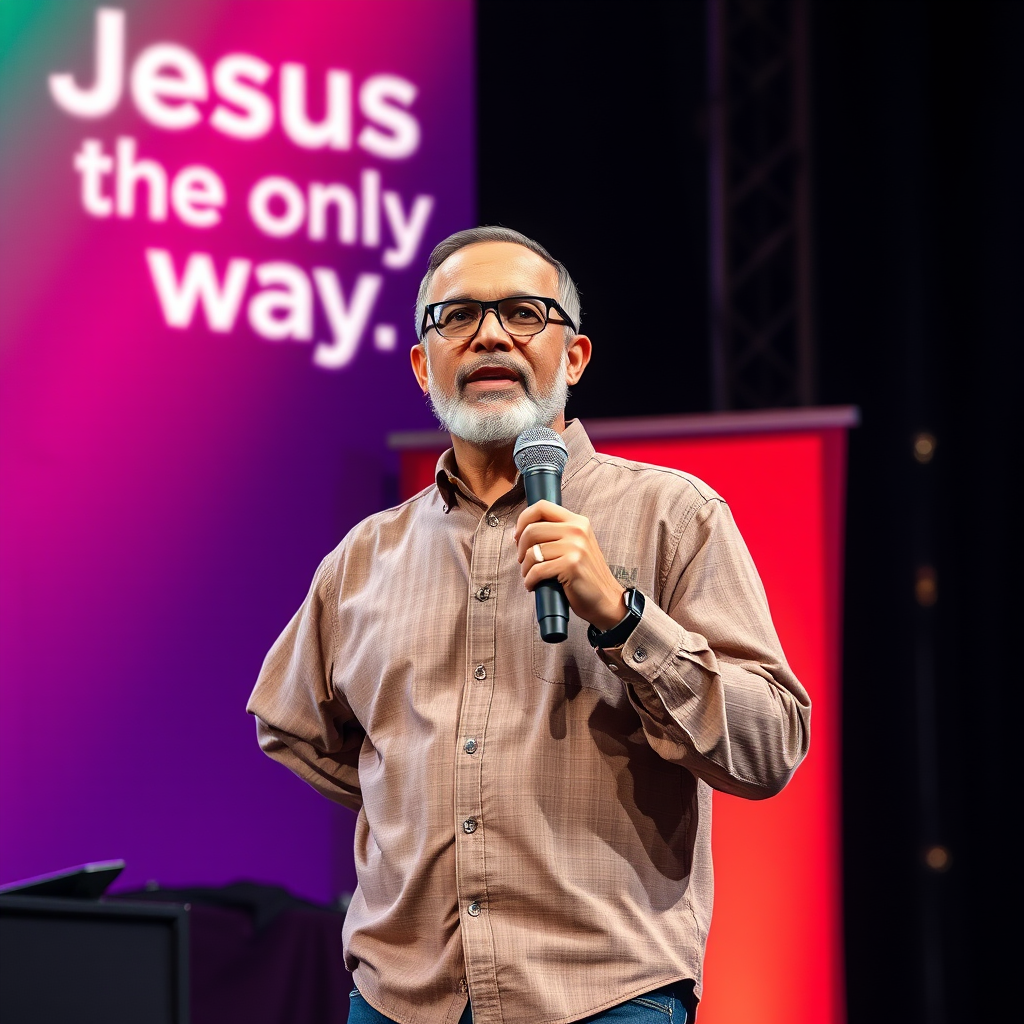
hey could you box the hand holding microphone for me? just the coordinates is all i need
[513,428,629,644]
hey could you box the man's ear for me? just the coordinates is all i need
[410,342,429,395]
[565,334,592,385]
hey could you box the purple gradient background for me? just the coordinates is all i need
[0,0,474,903]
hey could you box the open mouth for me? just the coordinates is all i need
[461,365,523,390]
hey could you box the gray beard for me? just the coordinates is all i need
[426,352,569,447]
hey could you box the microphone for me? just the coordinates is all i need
[513,428,570,644]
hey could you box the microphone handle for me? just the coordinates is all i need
[522,467,570,644]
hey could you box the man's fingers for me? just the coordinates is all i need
[515,514,625,626]
[515,521,575,562]
[521,539,566,574]
[513,500,574,541]
[521,549,575,590]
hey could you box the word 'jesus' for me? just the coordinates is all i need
[49,7,420,159]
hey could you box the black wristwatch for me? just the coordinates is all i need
[587,588,645,648]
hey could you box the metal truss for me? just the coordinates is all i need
[708,0,815,409]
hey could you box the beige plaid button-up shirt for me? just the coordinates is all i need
[248,420,810,1024]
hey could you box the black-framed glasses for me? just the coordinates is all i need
[421,296,577,341]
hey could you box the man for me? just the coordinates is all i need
[248,227,810,1024]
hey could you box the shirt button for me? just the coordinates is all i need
[608,663,620,673]
[475,585,491,602]
[632,648,648,663]
[462,818,478,834]
[487,514,500,527]
[467,901,481,917]
[474,665,487,680]
[464,738,478,754]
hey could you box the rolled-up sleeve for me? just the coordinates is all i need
[246,552,364,811]
[598,497,811,799]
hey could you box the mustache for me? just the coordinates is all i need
[455,354,534,394]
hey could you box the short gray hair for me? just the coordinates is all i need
[414,226,582,340]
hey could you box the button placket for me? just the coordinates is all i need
[453,506,503,1000]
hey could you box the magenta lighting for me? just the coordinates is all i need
[0,0,474,904]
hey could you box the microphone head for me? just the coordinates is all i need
[513,427,569,474]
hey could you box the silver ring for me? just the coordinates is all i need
[532,544,545,564]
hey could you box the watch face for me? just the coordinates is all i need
[625,589,645,616]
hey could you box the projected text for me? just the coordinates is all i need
[48,6,436,369]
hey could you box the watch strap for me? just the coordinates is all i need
[587,588,645,648]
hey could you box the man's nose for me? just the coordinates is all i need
[471,308,513,350]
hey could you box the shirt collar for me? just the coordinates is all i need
[433,419,595,510]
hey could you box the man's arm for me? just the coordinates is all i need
[516,497,811,799]
[246,554,364,811]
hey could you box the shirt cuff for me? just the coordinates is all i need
[595,597,716,700]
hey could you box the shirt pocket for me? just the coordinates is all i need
[532,613,624,703]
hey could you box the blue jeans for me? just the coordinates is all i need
[348,984,690,1024]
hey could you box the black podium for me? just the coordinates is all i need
[0,894,189,1024]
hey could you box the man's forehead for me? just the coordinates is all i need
[427,242,558,302]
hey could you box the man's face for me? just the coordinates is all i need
[410,241,590,446]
